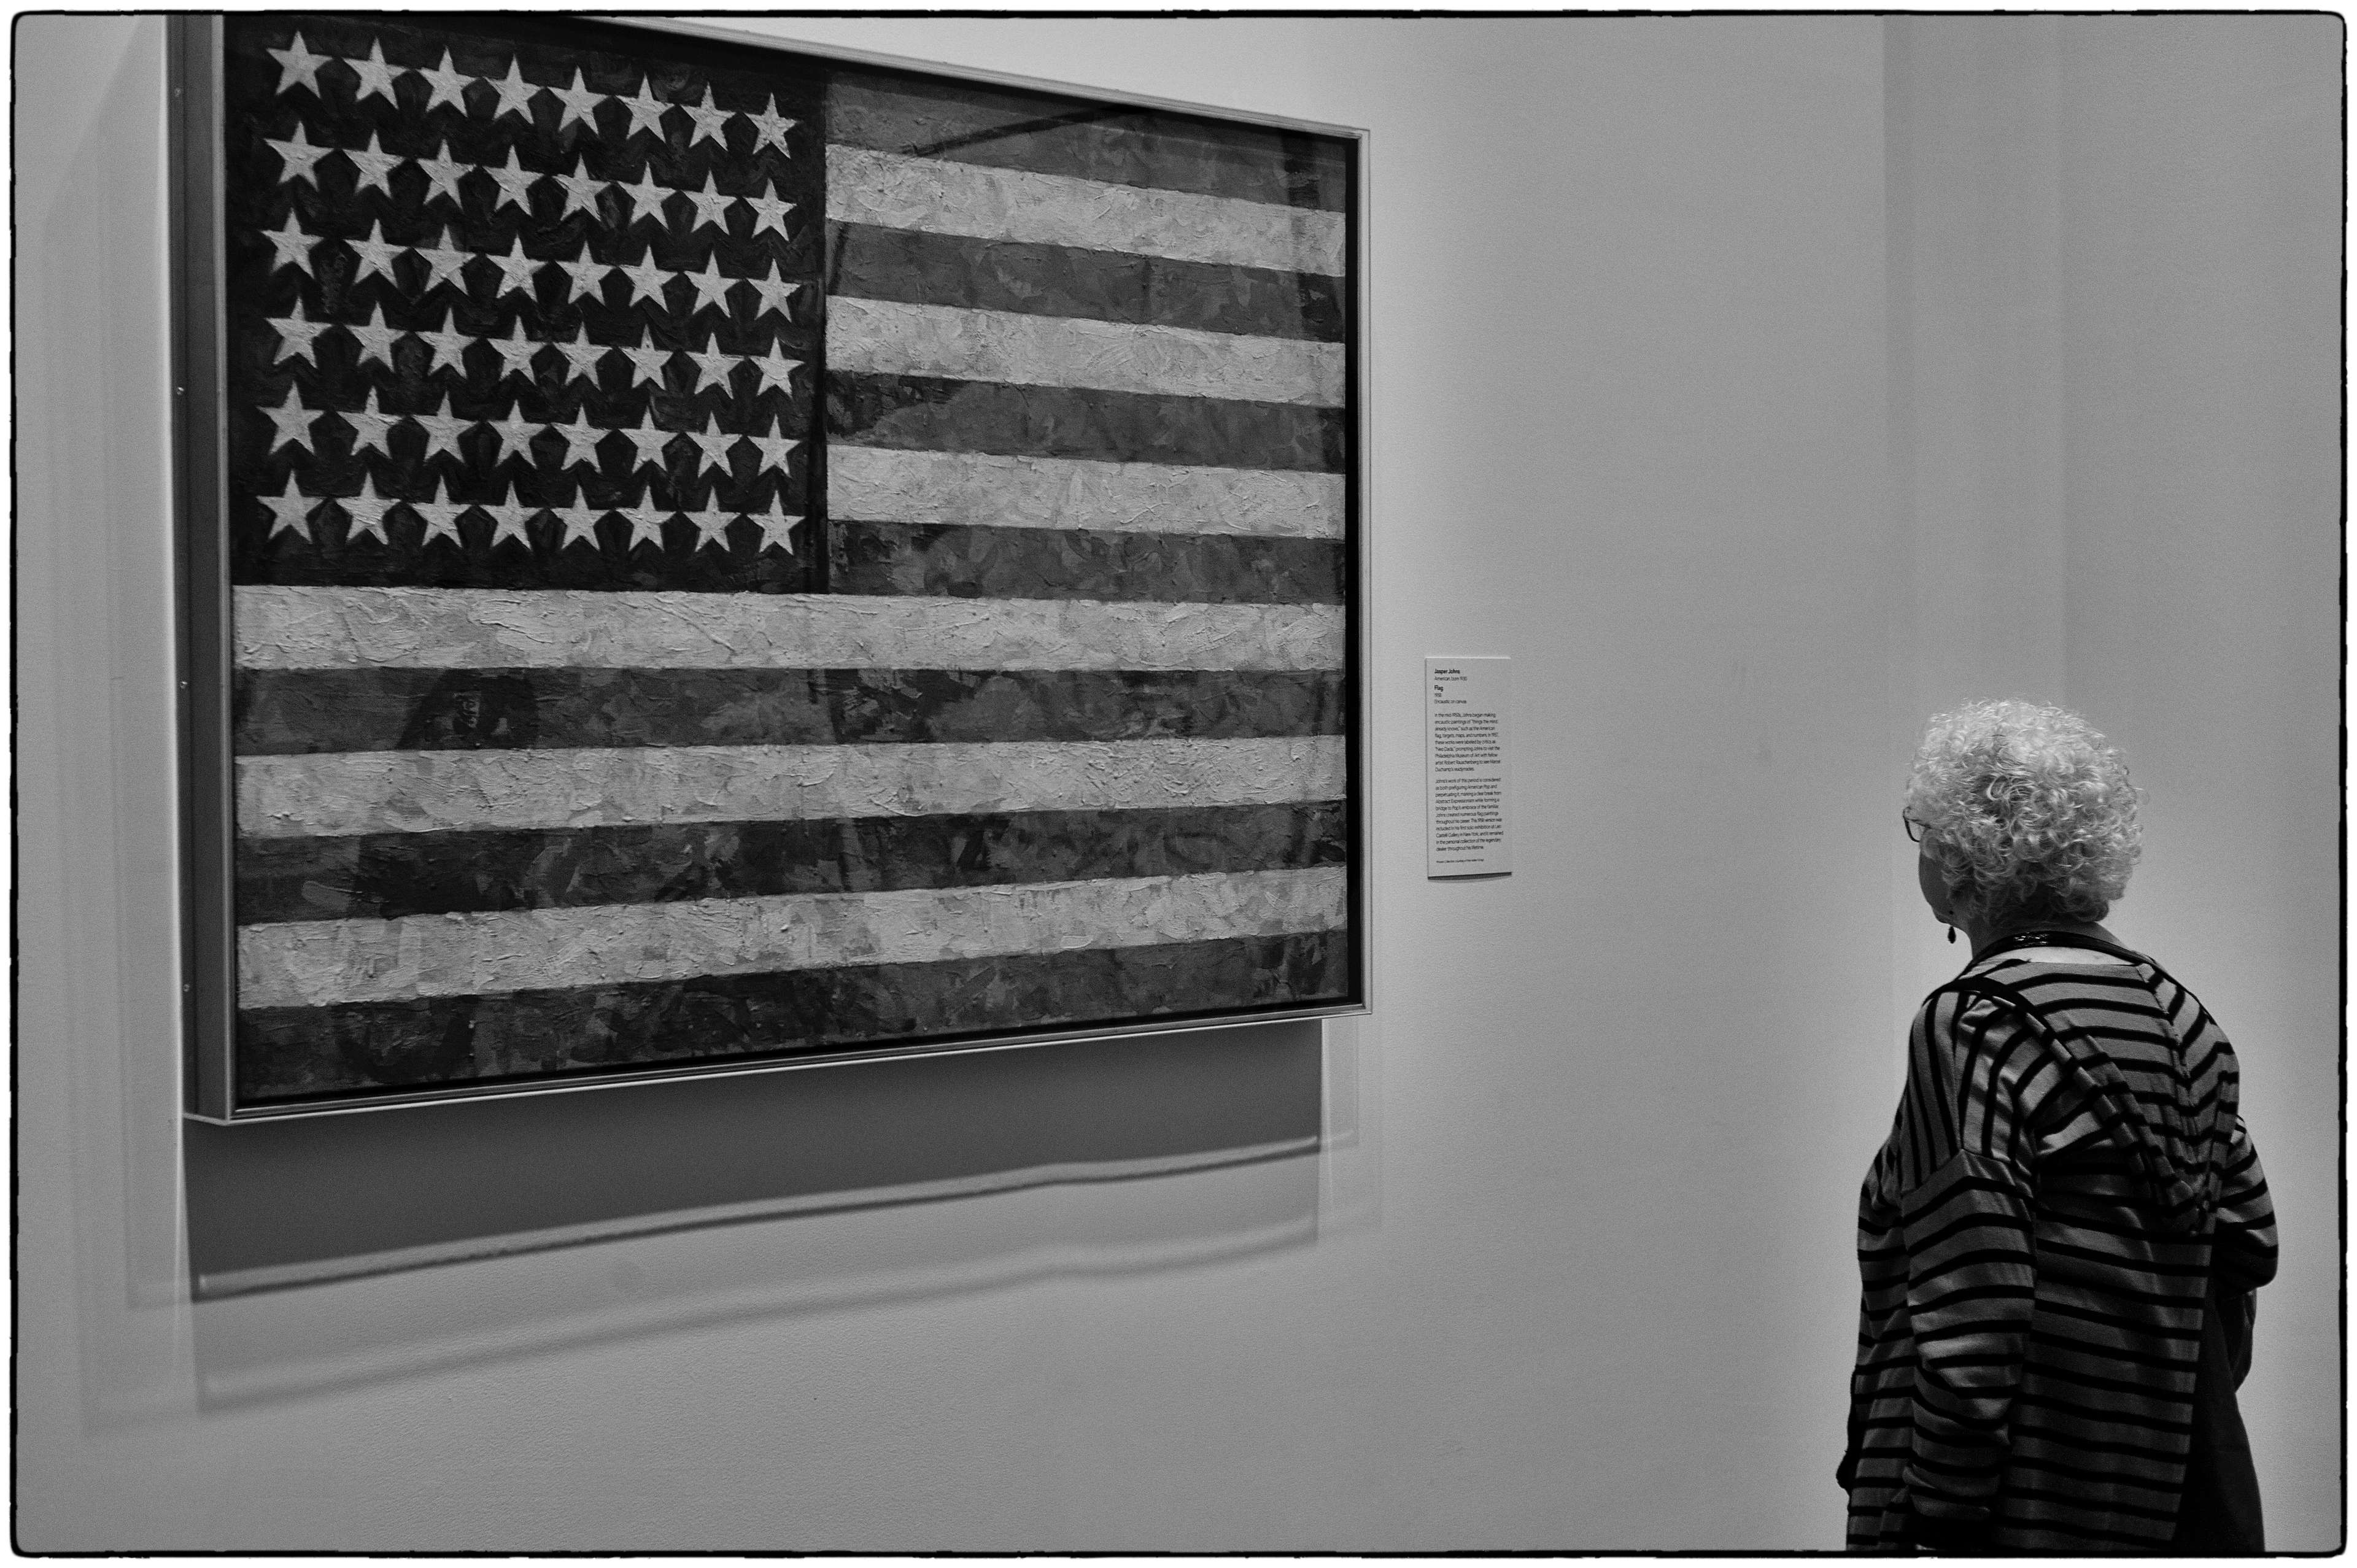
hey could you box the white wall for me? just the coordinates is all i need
[14,14,2336,1552]
[1885,18,2342,1547]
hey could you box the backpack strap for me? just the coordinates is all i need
[1925,968,2216,1233]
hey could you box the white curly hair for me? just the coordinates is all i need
[1905,698,2142,924]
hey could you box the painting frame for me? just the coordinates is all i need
[171,13,1369,1122]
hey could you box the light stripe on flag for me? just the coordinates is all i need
[237,735,1349,838]
[239,867,1350,1008]
[234,586,1345,671]
[825,145,1347,275]
[825,298,1347,407]
[824,447,1346,539]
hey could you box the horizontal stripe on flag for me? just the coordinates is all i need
[828,372,1345,473]
[234,667,1345,755]
[238,865,1351,1008]
[827,298,1344,409]
[826,446,1344,539]
[238,801,1350,924]
[828,521,1344,607]
[827,145,1345,277]
[237,734,1350,839]
[236,929,1351,1102]
[830,221,1345,342]
[826,79,1350,213]
[234,585,1345,671]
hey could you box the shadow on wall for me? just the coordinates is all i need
[182,1020,1325,1409]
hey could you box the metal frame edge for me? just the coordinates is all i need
[169,14,238,1126]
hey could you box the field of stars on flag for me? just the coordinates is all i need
[219,15,1359,1108]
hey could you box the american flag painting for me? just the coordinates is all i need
[204,16,1360,1112]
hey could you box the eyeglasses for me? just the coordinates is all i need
[1902,813,1927,844]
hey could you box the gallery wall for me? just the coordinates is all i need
[15,14,2337,1551]
[1884,17,2342,1540]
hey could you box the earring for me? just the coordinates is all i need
[1946,926,1957,944]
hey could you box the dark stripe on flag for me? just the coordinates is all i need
[827,373,1346,473]
[826,76,1350,212]
[827,222,1345,342]
[234,516,811,591]
[237,801,1350,924]
[827,522,1344,606]
[234,667,1344,754]
[236,929,1353,1102]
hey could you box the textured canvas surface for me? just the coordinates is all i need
[215,16,1358,1107]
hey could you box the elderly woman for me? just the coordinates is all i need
[1842,700,2278,1553]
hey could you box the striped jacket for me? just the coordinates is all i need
[1844,937,2278,1551]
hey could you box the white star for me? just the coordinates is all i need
[409,477,470,547]
[616,80,671,140]
[483,148,538,214]
[414,49,471,114]
[486,322,542,380]
[412,311,471,379]
[484,407,544,466]
[748,341,802,396]
[680,172,737,234]
[336,387,398,457]
[622,496,671,550]
[265,124,333,187]
[619,414,675,471]
[681,255,737,316]
[257,473,316,541]
[551,241,611,304]
[682,413,738,477]
[744,260,801,321]
[616,248,667,306]
[548,412,605,469]
[268,302,330,365]
[412,228,471,293]
[549,155,606,221]
[487,60,541,123]
[348,41,401,107]
[410,391,470,463]
[552,500,608,550]
[414,139,468,206]
[258,387,316,454]
[549,69,603,134]
[746,95,796,156]
[617,163,670,226]
[485,237,540,299]
[550,331,611,386]
[681,84,733,149]
[480,483,537,549]
[266,32,330,97]
[345,220,404,289]
[347,304,404,371]
[679,492,736,550]
[260,212,319,276]
[614,326,670,388]
[743,179,794,240]
[744,416,800,473]
[748,495,800,554]
[346,130,400,199]
[681,332,734,393]
[339,474,395,544]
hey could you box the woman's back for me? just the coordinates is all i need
[1848,941,2277,1551]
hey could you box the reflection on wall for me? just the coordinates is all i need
[184,1021,1325,1407]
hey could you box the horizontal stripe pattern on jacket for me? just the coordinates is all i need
[1846,945,2278,1552]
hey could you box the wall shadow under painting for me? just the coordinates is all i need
[182,1020,1326,1407]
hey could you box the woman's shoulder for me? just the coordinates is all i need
[1910,957,2154,1062]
